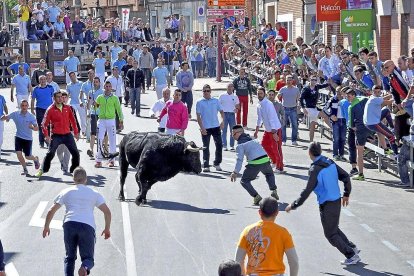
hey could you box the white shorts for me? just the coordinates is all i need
[307,108,320,123]
[173,61,180,71]
[166,128,182,135]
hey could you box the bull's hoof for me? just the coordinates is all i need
[118,195,125,201]
[135,198,142,205]
[142,199,147,204]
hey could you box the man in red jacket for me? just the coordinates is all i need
[276,22,287,42]
[36,91,80,178]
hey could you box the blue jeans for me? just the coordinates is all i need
[207,58,216,78]
[282,107,298,143]
[222,112,236,147]
[332,118,347,156]
[348,128,357,164]
[72,34,85,52]
[397,144,410,184]
[181,90,193,114]
[63,221,95,276]
[201,127,223,168]
[166,65,173,85]
[36,107,47,146]
[191,61,196,78]
[129,88,141,115]
[142,68,152,88]
[195,61,204,77]
[404,99,413,118]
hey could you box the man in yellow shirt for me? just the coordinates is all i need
[19,0,32,40]
[235,197,299,276]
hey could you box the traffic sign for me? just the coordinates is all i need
[198,6,205,16]
[207,9,245,16]
[207,0,245,7]
[207,17,244,25]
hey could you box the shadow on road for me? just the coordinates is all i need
[3,252,19,263]
[197,173,226,179]
[86,175,107,187]
[343,262,403,276]
[145,200,231,214]
[284,164,309,171]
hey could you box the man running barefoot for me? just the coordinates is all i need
[1,99,40,175]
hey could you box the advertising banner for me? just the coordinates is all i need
[29,43,41,59]
[54,61,64,77]
[340,9,374,33]
[316,0,347,22]
[347,0,372,10]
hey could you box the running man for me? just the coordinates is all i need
[86,77,103,158]
[286,142,361,265]
[231,125,279,205]
[93,81,124,168]
[1,99,40,175]
[36,91,80,178]
[67,71,86,136]
[150,87,172,133]
[43,167,111,276]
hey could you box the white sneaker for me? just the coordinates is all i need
[223,147,228,151]
[243,126,248,130]
[292,141,299,146]
[274,168,282,174]
[215,165,222,171]
[341,254,361,265]
[203,167,210,172]
[230,147,235,151]
[282,142,286,146]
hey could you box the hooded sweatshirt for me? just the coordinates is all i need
[291,155,351,209]
[176,70,194,91]
[234,133,268,173]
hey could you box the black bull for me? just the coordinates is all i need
[103,132,203,205]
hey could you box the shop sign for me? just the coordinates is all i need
[340,9,374,33]
[316,0,347,22]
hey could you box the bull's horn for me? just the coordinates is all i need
[199,147,206,150]
[185,145,200,152]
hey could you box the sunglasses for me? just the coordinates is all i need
[203,90,211,92]
[311,79,317,81]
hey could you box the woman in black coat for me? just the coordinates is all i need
[143,23,153,41]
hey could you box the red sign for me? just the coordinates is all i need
[206,9,245,16]
[207,0,245,6]
[316,0,347,22]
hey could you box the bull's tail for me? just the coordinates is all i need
[100,143,120,159]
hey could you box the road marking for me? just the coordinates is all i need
[121,190,138,276]
[341,209,355,217]
[360,224,375,233]
[29,201,63,230]
[382,240,399,251]
[407,261,414,268]
[5,262,19,276]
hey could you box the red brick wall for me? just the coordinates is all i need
[245,0,254,28]
[276,0,303,40]
[376,15,391,61]
[325,21,345,47]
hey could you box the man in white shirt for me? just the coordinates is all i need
[43,167,112,276]
[219,83,239,151]
[105,66,125,133]
[150,87,171,133]
[254,87,283,173]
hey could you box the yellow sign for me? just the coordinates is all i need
[207,0,245,7]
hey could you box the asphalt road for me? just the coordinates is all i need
[0,77,413,276]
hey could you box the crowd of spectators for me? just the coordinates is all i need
[220,17,414,186]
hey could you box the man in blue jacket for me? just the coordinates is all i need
[286,142,361,265]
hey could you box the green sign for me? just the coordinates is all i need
[340,9,374,33]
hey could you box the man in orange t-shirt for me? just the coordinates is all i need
[235,197,299,276]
